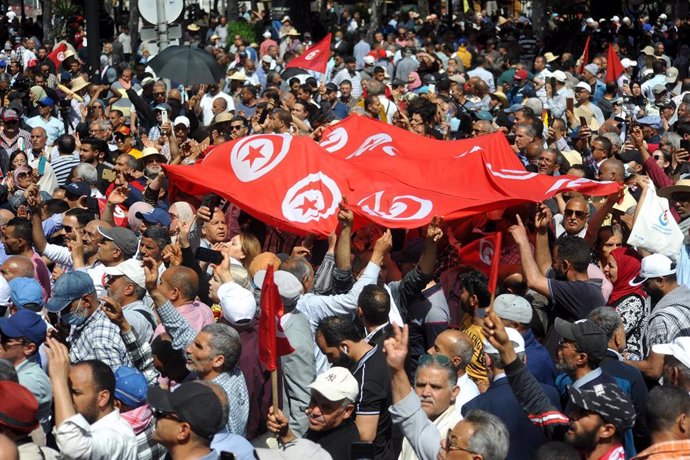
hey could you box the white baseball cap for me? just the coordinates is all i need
[493,294,533,324]
[104,259,146,290]
[173,116,190,128]
[652,337,690,369]
[630,253,676,286]
[611,16,620,22]
[483,327,526,355]
[308,367,359,402]
[620,58,637,69]
[552,70,567,83]
[575,81,592,93]
[218,282,256,326]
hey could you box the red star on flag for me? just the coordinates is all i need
[243,145,266,167]
[297,196,318,214]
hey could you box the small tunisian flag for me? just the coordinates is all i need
[577,35,591,75]
[258,265,294,372]
[285,33,331,74]
[48,42,68,70]
[605,43,625,83]
[457,232,503,294]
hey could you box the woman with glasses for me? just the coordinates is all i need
[602,247,650,360]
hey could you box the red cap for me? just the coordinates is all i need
[115,125,131,137]
[0,381,39,432]
[514,69,528,80]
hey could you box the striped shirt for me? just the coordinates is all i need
[643,284,690,355]
[51,154,80,186]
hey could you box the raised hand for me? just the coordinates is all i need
[161,243,183,267]
[100,296,130,332]
[108,185,129,205]
[508,214,529,246]
[337,196,354,227]
[426,216,444,242]
[143,256,161,293]
[45,337,71,383]
[534,203,552,232]
[383,323,409,372]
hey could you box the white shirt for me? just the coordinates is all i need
[453,372,481,419]
[467,66,495,92]
[54,409,137,460]
[117,32,132,54]
[200,91,236,126]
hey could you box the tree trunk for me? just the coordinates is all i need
[366,0,383,41]
[128,0,140,51]
[418,0,429,19]
[531,0,547,38]
[226,0,238,23]
[43,0,53,44]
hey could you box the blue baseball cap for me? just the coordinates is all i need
[45,271,95,313]
[0,310,47,345]
[636,116,662,130]
[37,97,54,107]
[114,367,148,408]
[64,181,91,198]
[9,277,44,310]
[135,208,171,227]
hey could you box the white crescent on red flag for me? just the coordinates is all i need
[284,33,332,74]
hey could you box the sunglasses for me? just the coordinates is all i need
[63,225,82,233]
[153,92,166,97]
[230,125,244,130]
[152,408,183,422]
[564,209,588,219]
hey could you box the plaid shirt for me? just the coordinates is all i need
[68,309,132,369]
[643,284,690,356]
[121,406,167,460]
[157,301,250,436]
[633,439,690,459]
[121,328,159,385]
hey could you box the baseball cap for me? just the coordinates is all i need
[569,383,635,430]
[45,270,96,313]
[552,70,567,83]
[652,84,667,95]
[0,309,47,345]
[308,367,359,403]
[1,109,18,122]
[0,381,38,433]
[154,103,172,112]
[514,69,528,80]
[64,181,91,198]
[8,277,44,310]
[575,81,592,93]
[173,116,190,128]
[652,337,690,369]
[483,327,526,355]
[474,110,494,121]
[104,259,146,290]
[262,30,272,38]
[98,226,139,259]
[253,269,302,307]
[325,82,338,92]
[135,208,171,227]
[554,318,608,362]
[493,294,533,324]
[147,381,224,440]
[115,125,131,137]
[37,97,54,107]
[630,253,676,286]
[114,367,148,408]
[218,282,256,326]
[620,58,637,69]
[666,67,679,84]
[584,63,599,76]
[636,116,662,130]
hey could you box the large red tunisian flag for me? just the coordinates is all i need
[605,43,625,83]
[258,265,294,372]
[285,33,331,74]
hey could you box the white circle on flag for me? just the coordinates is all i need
[57,51,65,61]
[282,172,342,223]
[357,191,433,221]
[230,134,292,182]
[320,127,348,153]
[479,239,494,265]
[304,50,320,61]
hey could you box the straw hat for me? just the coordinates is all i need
[213,112,233,124]
[187,23,200,32]
[543,52,560,63]
[658,179,690,199]
[490,91,509,107]
[70,76,90,92]
[138,147,167,169]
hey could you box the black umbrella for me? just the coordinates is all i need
[281,67,310,81]
[147,46,225,85]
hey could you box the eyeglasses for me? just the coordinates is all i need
[564,209,588,219]
[153,92,166,97]
[63,225,83,233]
[230,125,244,131]
[152,408,183,422]
[418,354,454,367]
[557,339,580,351]
[445,429,479,454]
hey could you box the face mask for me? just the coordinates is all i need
[60,299,88,326]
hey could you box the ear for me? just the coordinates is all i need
[177,422,193,442]
[598,422,617,441]
[469,294,479,308]
[356,306,363,318]
[450,383,460,403]
[342,403,355,419]
[211,353,225,371]
[23,342,36,358]
[96,389,111,409]
[451,356,462,370]
[678,412,689,435]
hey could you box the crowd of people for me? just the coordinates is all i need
[0,3,689,460]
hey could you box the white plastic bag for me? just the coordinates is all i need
[627,183,684,259]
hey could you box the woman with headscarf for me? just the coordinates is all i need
[602,247,650,360]
[27,85,48,117]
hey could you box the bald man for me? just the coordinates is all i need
[152,266,214,338]
[554,196,590,238]
[0,209,14,264]
[0,256,35,281]
[427,329,481,414]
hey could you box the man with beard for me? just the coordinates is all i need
[3,217,51,301]
[509,208,605,354]
[482,309,636,460]
[463,327,561,460]
[626,254,690,381]
[145,257,249,436]
[138,147,167,180]
[267,367,360,460]
[45,339,137,457]
[315,316,393,459]
[79,137,115,194]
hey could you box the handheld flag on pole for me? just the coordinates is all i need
[577,36,591,75]
[285,33,332,74]
[605,43,625,83]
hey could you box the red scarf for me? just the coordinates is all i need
[607,247,647,306]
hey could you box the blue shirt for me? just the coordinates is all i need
[26,115,65,145]
[523,329,556,386]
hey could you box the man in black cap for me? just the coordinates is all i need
[96,226,139,269]
[323,82,350,120]
[148,381,225,460]
[481,309,637,460]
